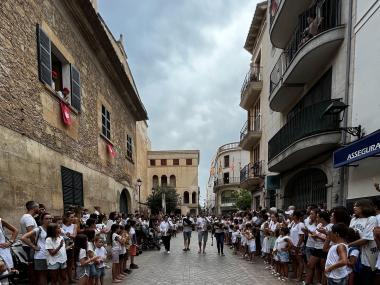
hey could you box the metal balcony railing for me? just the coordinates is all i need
[240,161,265,183]
[269,0,283,26]
[214,177,240,187]
[221,197,237,205]
[240,115,261,141]
[270,0,341,95]
[268,100,340,161]
[241,66,263,98]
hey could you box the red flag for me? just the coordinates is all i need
[59,101,73,126]
[107,144,116,157]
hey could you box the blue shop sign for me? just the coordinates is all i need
[333,129,380,168]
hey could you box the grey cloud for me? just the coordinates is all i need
[98,0,259,204]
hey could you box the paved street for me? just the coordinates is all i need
[106,234,284,285]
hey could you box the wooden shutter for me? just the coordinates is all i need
[61,166,84,211]
[37,25,52,86]
[70,64,81,111]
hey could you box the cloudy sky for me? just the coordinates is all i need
[98,0,259,204]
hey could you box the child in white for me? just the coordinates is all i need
[45,223,69,285]
[94,236,107,285]
[325,223,349,285]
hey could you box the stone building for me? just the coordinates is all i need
[147,150,200,215]
[212,143,250,215]
[0,0,149,224]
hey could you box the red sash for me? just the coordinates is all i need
[59,101,73,126]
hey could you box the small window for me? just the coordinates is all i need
[173,159,179,166]
[101,105,111,140]
[126,135,133,161]
[223,172,230,184]
[186,159,192,166]
[161,159,167,166]
[224,155,230,168]
[150,159,156,166]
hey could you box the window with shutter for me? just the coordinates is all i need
[37,25,52,86]
[70,65,81,111]
[101,105,111,140]
[61,166,84,211]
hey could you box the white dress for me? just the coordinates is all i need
[0,218,13,269]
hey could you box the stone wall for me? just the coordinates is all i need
[0,0,147,221]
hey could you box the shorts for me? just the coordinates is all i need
[305,246,314,261]
[112,250,120,263]
[47,262,67,270]
[76,265,90,279]
[119,253,124,260]
[89,264,97,277]
[277,251,290,263]
[183,231,192,240]
[198,231,208,243]
[96,267,105,278]
[34,259,48,271]
[312,248,327,259]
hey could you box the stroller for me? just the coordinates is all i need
[140,227,161,251]
[1,241,29,284]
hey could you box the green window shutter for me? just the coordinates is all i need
[70,64,81,111]
[37,25,52,86]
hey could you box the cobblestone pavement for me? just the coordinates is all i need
[105,233,286,285]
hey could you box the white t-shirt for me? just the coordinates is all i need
[290,222,305,247]
[314,223,327,249]
[325,243,348,279]
[112,233,121,251]
[33,227,47,259]
[19,214,38,246]
[45,237,67,265]
[232,231,240,243]
[347,247,360,274]
[95,246,107,268]
[276,235,290,251]
[196,217,207,232]
[305,219,317,248]
[183,217,193,232]
[349,216,377,268]
[77,248,87,266]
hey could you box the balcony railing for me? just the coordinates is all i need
[214,177,240,187]
[240,161,265,183]
[268,100,340,161]
[269,0,283,26]
[270,0,341,94]
[221,197,237,205]
[240,115,261,141]
[241,66,263,97]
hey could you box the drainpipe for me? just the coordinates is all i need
[339,0,353,206]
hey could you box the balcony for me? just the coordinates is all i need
[270,0,314,49]
[270,0,344,112]
[240,161,265,190]
[213,177,240,192]
[268,100,341,172]
[240,115,262,150]
[240,66,263,110]
[220,197,237,207]
[217,142,240,156]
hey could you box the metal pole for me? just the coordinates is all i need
[138,185,141,213]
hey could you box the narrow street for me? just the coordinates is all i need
[105,235,284,285]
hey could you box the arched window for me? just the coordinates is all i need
[161,175,167,187]
[169,175,176,187]
[184,191,189,204]
[192,191,197,204]
[152,175,159,189]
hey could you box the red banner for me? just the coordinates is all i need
[107,143,116,157]
[59,101,73,126]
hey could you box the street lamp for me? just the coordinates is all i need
[137,178,142,213]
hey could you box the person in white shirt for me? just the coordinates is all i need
[325,223,349,285]
[160,215,173,253]
[21,212,52,285]
[46,223,71,285]
[348,199,377,285]
[196,214,209,254]
[289,211,305,282]
[94,236,107,285]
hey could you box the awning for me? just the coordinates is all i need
[333,129,380,168]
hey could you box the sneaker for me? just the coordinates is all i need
[221,253,225,256]
[124,269,132,274]
[130,264,139,269]
[183,248,187,252]
[167,251,170,254]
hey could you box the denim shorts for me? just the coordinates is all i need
[112,250,120,263]
[198,231,208,243]
[183,231,192,240]
[277,251,290,263]
[96,267,105,277]
[89,264,97,277]
[76,265,90,279]
[327,277,347,285]
[47,262,67,270]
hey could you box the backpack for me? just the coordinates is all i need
[348,246,363,273]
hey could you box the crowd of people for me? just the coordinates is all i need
[0,199,379,285]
